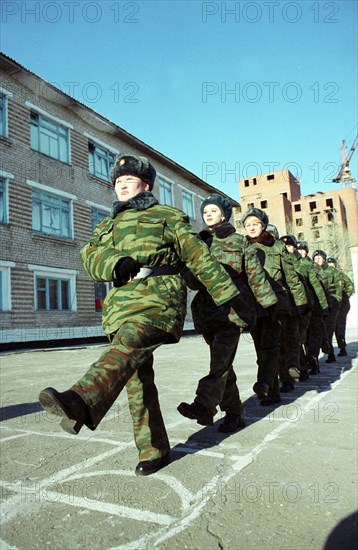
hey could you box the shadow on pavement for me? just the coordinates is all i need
[0,401,43,421]
[323,509,358,550]
[170,341,357,462]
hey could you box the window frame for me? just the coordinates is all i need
[88,140,116,182]
[182,189,196,219]
[28,265,78,312]
[26,102,72,164]
[27,180,76,239]
[0,261,15,312]
[0,172,13,224]
[158,176,174,206]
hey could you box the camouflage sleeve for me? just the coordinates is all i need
[281,248,308,307]
[244,247,278,308]
[308,264,328,310]
[172,213,239,306]
[333,269,343,302]
[80,218,124,282]
[341,272,355,297]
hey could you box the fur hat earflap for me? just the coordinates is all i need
[200,193,232,222]
[110,155,156,190]
[241,207,268,230]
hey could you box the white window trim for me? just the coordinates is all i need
[0,174,11,224]
[28,265,78,312]
[84,133,119,155]
[0,89,11,138]
[86,200,111,213]
[181,188,196,220]
[25,101,74,129]
[26,179,77,200]
[177,183,203,199]
[158,173,175,185]
[0,261,15,311]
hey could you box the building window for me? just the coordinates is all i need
[309,201,317,212]
[267,174,275,181]
[36,276,71,311]
[0,93,7,137]
[94,282,111,311]
[0,262,14,311]
[32,189,72,238]
[182,190,195,219]
[88,142,115,182]
[244,179,249,187]
[313,229,320,240]
[297,232,304,240]
[295,218,303,227]
[327,210,334,222]
[159,177,174,206]
[0,177,8,224]
[311,215,318,226]
[253,178,257,186]
[282,192,287,198]
[294,204,301,212]
[326,198,334,208]
[30,111,70,163]
[260,200,268,209]
[29,266,77,311]
[91,207,108,232]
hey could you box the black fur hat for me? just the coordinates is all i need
[280,234,297,247]
[312,249,327,261]
[297,240,309,252]
[110,155,156,190]
[200,193,232,222]
[326,257,337,266]
[241,207,269,230]
[266,223,279,239]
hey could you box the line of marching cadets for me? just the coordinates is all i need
[38,155,355,477]
[178,201,354,431]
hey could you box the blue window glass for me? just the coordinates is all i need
[36,276,70,311]
[159,178,173,206]
[88,142,115,182]
[32,189,72,238]
[30,112,70,163]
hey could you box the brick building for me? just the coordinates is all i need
[238,169,358,270]
[0,53,239,345]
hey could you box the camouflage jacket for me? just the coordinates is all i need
[80,192,239,340]
[183,223,278,331]
[247,232,307,313]
[340,271,354,298]
[291,252,328,312]
[315,262,343,308]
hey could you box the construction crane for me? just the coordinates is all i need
[332,135,358,188]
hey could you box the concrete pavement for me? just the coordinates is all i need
[0,327,357,550]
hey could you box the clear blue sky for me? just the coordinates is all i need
[1,0,357,200]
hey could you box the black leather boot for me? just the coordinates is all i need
[325,353,336,364]
[177,401,213,425]
[218,413,245,433]
[39,387,90,434]
[135,453,171,476]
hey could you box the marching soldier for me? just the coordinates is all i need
[241,209,307,405]
[326,258,355,357]
[39,155,242,476]
[313,250,342,363]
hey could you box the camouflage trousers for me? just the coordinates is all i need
[194,324,242,416]
[335,297,350,349]
[298,310,312,370]
[71,322,170,461]
[250,314,283,397]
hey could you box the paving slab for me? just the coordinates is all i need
[0,327,357,550]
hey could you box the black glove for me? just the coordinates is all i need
[113,257,141,286]
[229,294,257,329]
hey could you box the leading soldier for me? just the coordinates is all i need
[39,155,241,476]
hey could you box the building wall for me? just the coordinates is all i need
[0,58,235,344]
